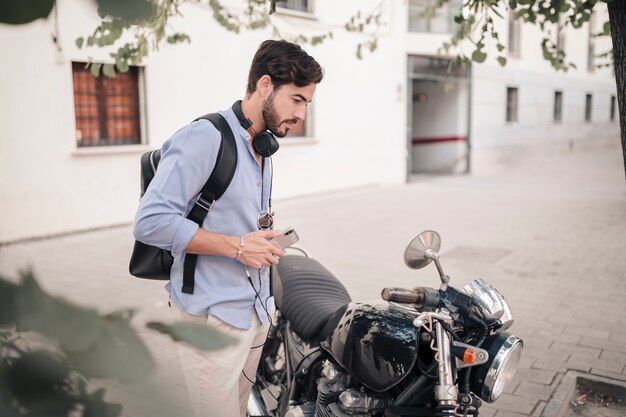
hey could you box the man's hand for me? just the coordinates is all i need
[237,230,285,269]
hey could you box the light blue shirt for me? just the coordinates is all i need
[133,107,272,329]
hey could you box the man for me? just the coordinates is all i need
[133,39,323,416]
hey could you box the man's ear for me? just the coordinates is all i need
[257,75,273,98]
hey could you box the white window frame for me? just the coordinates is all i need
[587,11,595,72]
[70,62,148,153]
[508,9,521,57]
[556,14,566,52]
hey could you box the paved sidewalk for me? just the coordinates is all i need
[1,140,625,417]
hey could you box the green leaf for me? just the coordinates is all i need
[82,389,123,417]
[369,39,378,53]
[96,0,156,22]
[102,64,116,78]
[311,36,325,46]
[95,36,107,47]
[580,11,590,24]
[497,43,505,52]
[67,313,154,383]
[90,63,102,77]
[0,276,18,325]
[513,9,529,20]
[471,50,487,63]
[546,12,558,24]
[115,59,129,73]
[6,350,71,404]
[110,25,123,42]
[0,0,54,24]
[147,321,238,351]
[166,33,191,44]
[138,40,148,57]
[497,56,507,66]
[16,272,105,352]
[76,37,85,49]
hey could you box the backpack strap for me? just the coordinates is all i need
[181,113,238,294]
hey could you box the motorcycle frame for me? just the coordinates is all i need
[256,314,323,416]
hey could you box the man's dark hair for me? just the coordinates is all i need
[246,40,324,95]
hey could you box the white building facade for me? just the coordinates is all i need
[0,0,619,242]
[407,0,618,173]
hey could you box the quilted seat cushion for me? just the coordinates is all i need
[274,255,351,339]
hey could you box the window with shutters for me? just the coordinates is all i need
[506,87,519,123]
[277,0,312,14]
[72,62,144,147]
[554,91,563,123]
[585,93,592,122]
[409,0,462,34]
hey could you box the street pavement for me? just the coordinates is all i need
[1,139,625,417]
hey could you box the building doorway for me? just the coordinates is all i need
[407,55,471,180]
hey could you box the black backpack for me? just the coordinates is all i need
[129,113,238,295]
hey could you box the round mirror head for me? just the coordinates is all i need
[404,230,441,270]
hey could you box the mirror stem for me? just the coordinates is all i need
[424,248,451,289]
[434,259,450,290]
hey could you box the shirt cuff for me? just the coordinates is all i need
[171,218,200,257]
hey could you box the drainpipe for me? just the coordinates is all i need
[466,65,472,174]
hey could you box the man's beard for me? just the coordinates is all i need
[262,91,297,138]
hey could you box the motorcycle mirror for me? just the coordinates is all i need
[404,230,441,270]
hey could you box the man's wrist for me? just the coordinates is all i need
[235,236,244,262]
[226,235,240,259]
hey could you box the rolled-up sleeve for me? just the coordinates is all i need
[133,120,220,257]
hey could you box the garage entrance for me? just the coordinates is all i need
[407,55,471,179]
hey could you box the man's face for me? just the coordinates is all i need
[262,82,316,138]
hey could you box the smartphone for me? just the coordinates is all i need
[269,227,299,250]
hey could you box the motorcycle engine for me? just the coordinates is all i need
[315,361,387,417]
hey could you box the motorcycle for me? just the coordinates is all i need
[248,230,523,417]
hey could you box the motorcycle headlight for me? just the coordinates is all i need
[463,278,514,332]
[470,333,523,403]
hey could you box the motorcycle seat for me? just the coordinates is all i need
[273,255,352,339]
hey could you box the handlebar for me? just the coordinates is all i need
[381,286,440,309]
[381,287,425,304]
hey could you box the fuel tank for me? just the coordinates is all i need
[320,300,421,392]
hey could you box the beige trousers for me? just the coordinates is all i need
[169,302,270,417]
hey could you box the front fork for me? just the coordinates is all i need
[414,310,458,414]
[434,321,459,405]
